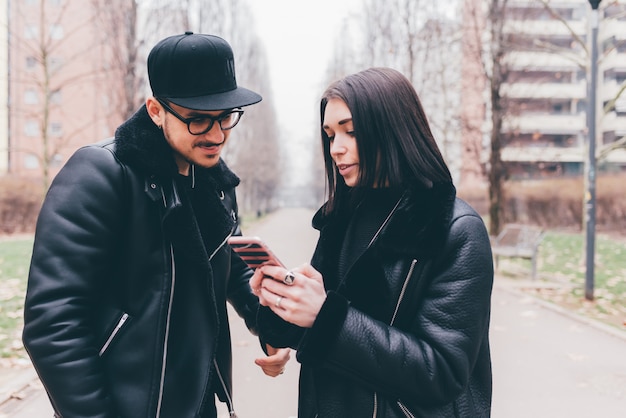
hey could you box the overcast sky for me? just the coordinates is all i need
[249,0,361,125]
[248,0,362,193]
[247,1,459,197]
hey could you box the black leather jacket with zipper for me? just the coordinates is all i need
[22,106,258,418]
[258,183,494,417]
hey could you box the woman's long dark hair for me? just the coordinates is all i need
[320,67,452,214]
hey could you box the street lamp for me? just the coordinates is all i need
[585,0,601,301]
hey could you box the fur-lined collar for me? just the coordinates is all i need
[113,105,240,189]
[313,182,456,259]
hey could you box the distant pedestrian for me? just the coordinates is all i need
[22,32,289,418]
[251,67,494,417]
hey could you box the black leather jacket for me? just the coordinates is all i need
[259,184,493,417]
[22,106,258,418]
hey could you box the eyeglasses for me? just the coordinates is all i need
[156,98,244,135]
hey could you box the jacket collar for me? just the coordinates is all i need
[313,182,456,259]
[113,104,240,190]
[113,105,239,262]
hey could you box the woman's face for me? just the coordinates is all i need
[323,98,359,187]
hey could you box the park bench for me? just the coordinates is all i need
[491,223,545,280]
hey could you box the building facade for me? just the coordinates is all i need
[6,0,124,185]
[461,0,626,183]
[0,0,8,174]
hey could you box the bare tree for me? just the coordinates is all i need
[460,0,489,191]
[461,0,511,235]
[8,0,116,189]
[91,0,144,122]
[485,0,509,236]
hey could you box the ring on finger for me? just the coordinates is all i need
[283,271,296,286]
[275,296,283,308]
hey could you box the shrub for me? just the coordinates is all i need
[458,174,626,235]
[0,176,44,234]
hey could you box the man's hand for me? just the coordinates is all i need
[255,345,291,377]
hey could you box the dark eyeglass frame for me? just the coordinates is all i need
[156,98,244,135]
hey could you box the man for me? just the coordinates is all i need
[22,32,289,418]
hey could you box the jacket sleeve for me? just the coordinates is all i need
[226,247,260,334]
[22,145,127,418]
[223,188,261,334]
[295,212,494,406]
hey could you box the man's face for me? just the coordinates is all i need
[157,100,235,174]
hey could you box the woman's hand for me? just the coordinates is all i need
[251,263,327,328]
[255,345,291,377]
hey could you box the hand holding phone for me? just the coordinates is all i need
[228,236,284,269]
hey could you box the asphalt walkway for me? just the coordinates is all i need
[1,207,625,417]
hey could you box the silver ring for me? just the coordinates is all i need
[275,296,283,308]
[283,271,295,286]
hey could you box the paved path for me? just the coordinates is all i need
[1,207,625,417]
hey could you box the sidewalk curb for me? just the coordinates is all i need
[494,277,626,343]
[0,367,39,408]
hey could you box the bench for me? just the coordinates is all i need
[491,223,545,280]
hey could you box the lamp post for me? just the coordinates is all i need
[585,0,601,301]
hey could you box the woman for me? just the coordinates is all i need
[251,67,493,417]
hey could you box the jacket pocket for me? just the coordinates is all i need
[99,312,131,356]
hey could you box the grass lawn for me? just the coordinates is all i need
[1,229,625,362]
[0,237,33,361]
[496,230,626,330]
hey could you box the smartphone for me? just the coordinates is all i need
[227,236,284,269]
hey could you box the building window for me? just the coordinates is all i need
[24,25,38,39]
[24,154,39,169]
[51,154,64,167]
[49,122,63,137]
[50,24,63,40]
[50,90,62,104]
[24,120,39,137]
[508,69,577,84]
[24,89,39,104]
[604,3,626,21]
[49,56,64,72]
[615,98,626,116]
[26,56,38,69]
[552,103,564,114]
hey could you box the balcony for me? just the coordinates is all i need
[503,81,586,99]
[503,113,585,133]
[502,146,585,163]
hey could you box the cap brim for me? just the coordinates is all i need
[166,87,262,111]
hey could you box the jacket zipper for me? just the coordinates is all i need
[98,313,130,356]
[155,244,176,417]
[390,259,418,326]
[209,233,231,261]
[342,195,404,292]
[397,400,416,418]
[382,260,419,417]
[214,359,238,417]
[367,195,404,418]
[366,195,404,249]
[372,392,378,418]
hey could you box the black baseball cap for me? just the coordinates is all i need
[147,32,262,111]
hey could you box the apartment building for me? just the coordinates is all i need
[5,0,123,183]
[461,0,626,184]
[0,0,7,174]
[502,0,626,178]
